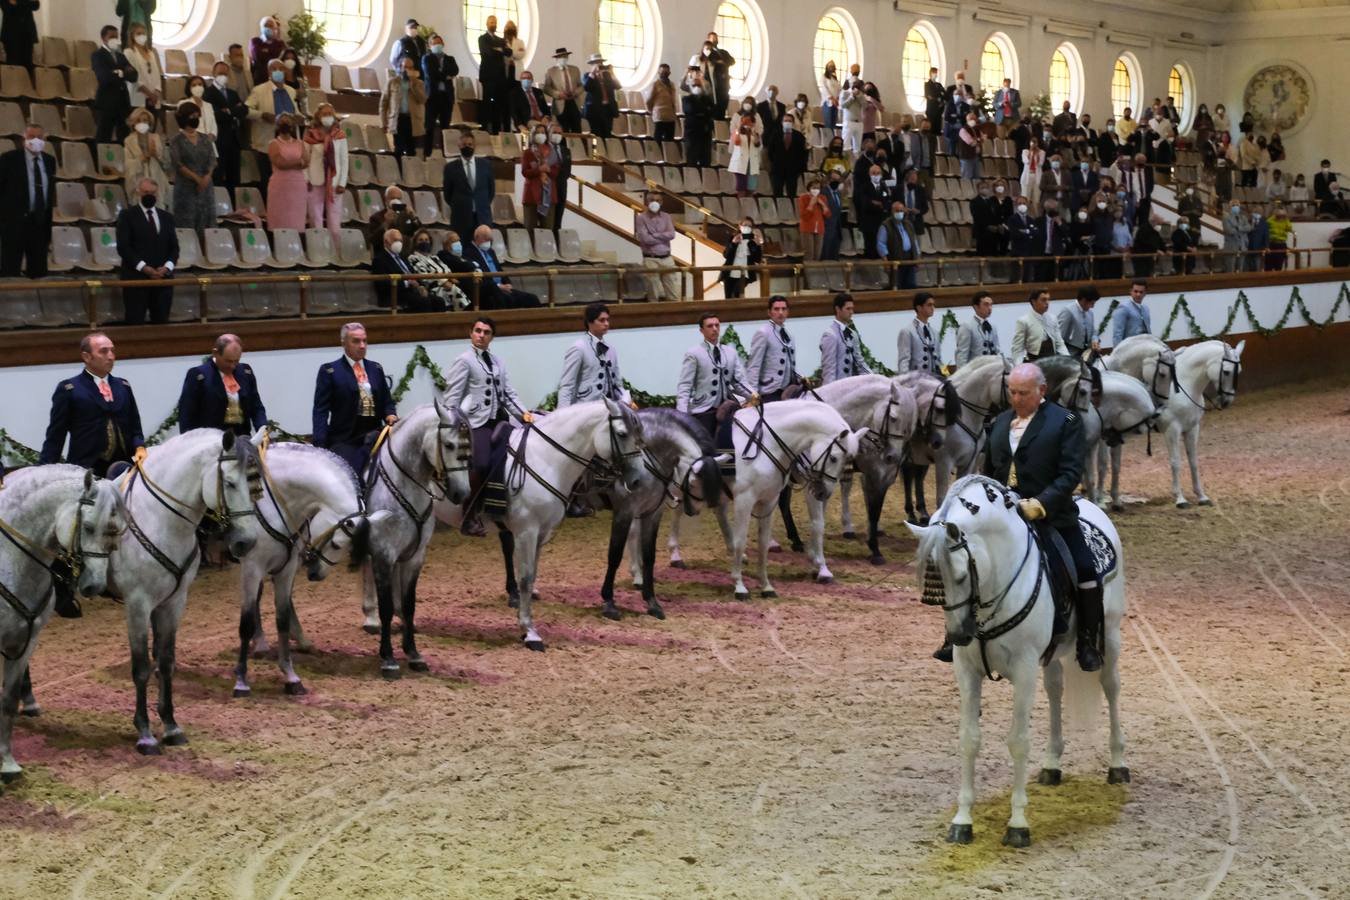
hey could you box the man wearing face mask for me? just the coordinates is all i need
[582,53,620,138]
[421,34,458,158]
[1039,155,1071,211]
[477,15,511,136]
[204,61,247,192]
[700,33,735,119]
[1221,201,1252,273]
[635,193,680,300]
[510,69,550,132]
[0,122,55,278]
[956,111,981,180]
[923,68,945,136]
[854,164,890,259]
[543,48,582,133]
[1314,160,1339,205]
[877,201,920,290]
[464,225,542,309]
[249,16,286,89]
[244,58,297,200]
[681,71,715,168]
[756,85,786,144]
[646,64,678,143]
[767,118,807,199]
[1006,195,1037,282]
[371,228,439,312]
[1172,216,1198,275]
[380,55,425,159]
[820,170,846,260]
[970,181,1003,258]
[93,24,138,143]
[1069,160,1098,216]
[443,132,495,242]
[1097,118,1120,168]
[389,18,427,71]
[115,177,178,325]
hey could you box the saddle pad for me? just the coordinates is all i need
[1079,518,1118,580]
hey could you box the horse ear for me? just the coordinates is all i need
[367,509,395,526]
[1234,339,1246,357]
[714,452,733,466]
[221,430,236,452]
[904,522,930,540]
[84,469,95,491]
[848,427,869,456]
[944,520,961,542]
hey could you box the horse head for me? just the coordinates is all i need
[57,470,128,599]
[214,430,261,560]
[305,508,393,581]
[431,399,473,505]
[877,382,918,465]
[1206,339,1244,410]
[601,398,646,494]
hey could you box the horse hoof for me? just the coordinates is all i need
[733,591,750,602]
[1110,503,1124,513]
[946,823,974,844]
[647,606,666,621]
[1107,767,1132,784]
[669,559,688,570]
[1175,500,1191,509]
[380,663,402,681]
[362,624,380,635]
[136,740,162,756]
[0,769,22,784]
[19,706,40,717]
[841,531,857,540]
[1002,827,1032,848]
[1197,498,1213,507]
[815,575,833,585]
[284,681,308,696]
[294,641,316,654]
[407,657,430,673]
[162,732,189,748]
[790,542,805,553]
[232,687,251,699]
[602,605,622,621]
[761,590,777,599]
[524,640,546,653]
[869,554,885,566]
[508,594,520,609]
[1037,768,1062,786]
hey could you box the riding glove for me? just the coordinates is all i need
[133,446,148,464]
[1017,498,1046,521]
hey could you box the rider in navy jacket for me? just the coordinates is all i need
[40,333,146,477]
[311,325,397,475]
[178,339,268,436]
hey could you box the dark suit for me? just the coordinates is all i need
[40,371,145,476]
[971,194,1003,256]
[551,140,572,232]
[820,183,845,260]
[1069,168,1099,213]
[116,204,179,325]
[462,243,542,309]
[1006,211,1039,281]
[898,182,929,233]
[766,128,806,198]
[390,34,427,70]
[477,31,511,134]
[923,80,945,133]
[0,147,54,278]
[92,44,138,143]
[756,99,786,141]
[681,93,714,168]
[0,0,38,72]
[510,84,551,130]
[582,69,620,138]
[370,248,444,311]
[705,48,735,116]
[422,51,459,157]
[852,178,890,259]
[442,155,495,240]
[203,82,247,191]
[178,361,268,435]
[312,357,396,475]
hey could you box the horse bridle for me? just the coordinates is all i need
[734,406,850,495]
[643,448,714,517]
[253,442,366,573]
[509,411,640,506]
[1174,350,1240,411]
[372,418,472,559]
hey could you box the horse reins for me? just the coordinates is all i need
[505,412,639,509]
[733,405,849,497]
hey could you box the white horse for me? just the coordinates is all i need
[0,467,126,781]
[361,402,473,678]
[1086,372,1162,510]
[234,440,390,698]
[909,475,1128,848]
[896,370,979,522]
[112,429,262,754]
[437,399,645,651]
[727,401,869,598]
[1106,335,1177,410]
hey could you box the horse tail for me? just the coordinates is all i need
[1062,659,1103,736]
[698,454,724,509]
[347,516,372,572]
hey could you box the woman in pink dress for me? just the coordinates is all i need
[266,113,310,231]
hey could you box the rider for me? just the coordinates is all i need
[745,295,802,402]
[40,332,146,478]
[818,292,872,384]
[675,312,756,438]
[934,363,1103,673]
[312,322,398,476]
[177,333,269,435]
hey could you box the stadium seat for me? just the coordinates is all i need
[175,228,204,269]
[423,160,443,189]
[33,67,69,101]
[212,186,233,219]
[338,228,371,265]
[0,284,45,329]
[490,194,518,225]
[65,105,97,141]
[757,196,780,226]
[307,279,346,315]
[49,226,94,271]
[401,155,427,187]
[355,189,385,223]
[346,152,372,185]
[66,67,96,102]
[193,51,217,76]
[532,229,558,263]
[30,104,66,139]
[504,228,532,264]
[339,190,358,223]
[356,68,381,93]
[53,182,89,223]
[234,186,264,218]
[490,228,508,261]
[364,125,389,153]
[556,229,583,264]
[202,228,242,268]
[38,287,89,327]
[412,190,443,225]
[0,101,21,136]
[303,229,337,267]
[330,66,354,93]
[237,229,273,267]
[0,65,35,99]
[268,229,306,268]
[240,279,301,318]
[89,226,121,268]
[238,150,261,185]
[204,283,248,320]
[40,37,71,69]
[374,154,402,186]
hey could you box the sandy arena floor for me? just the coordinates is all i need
[3,373,1349,899]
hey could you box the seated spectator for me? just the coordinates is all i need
[719,217,763,298]
[94,25,138,143]
[380,54,425,159]
[1178,185,1205,231]
[1172,217,1198,275]
[437,231,469,271]
[511,69,551,131]
[366,185,421,249]
[125,21,162,113]
[406,228,468,309]
[1266,204,1292,271]
[123,107,168,201]
[463,225,543,309]
[371,228,441,311]
[266,114,309,232]
[820,136,850,184]
[798,178,830,261]
[2,0,39,74]
[1288,174,1311,217]
[1319,181,1348,218]
[279,48,310,117]
[521,123,560,232]
[168,101,217,241]
[250,16,286,88]
[0,122,55,278]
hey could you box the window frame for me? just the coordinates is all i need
[979,32,1018,92]
[461,0,539,77]
[900,20,945,114]
[596,0,662,88]
[712,0,769,100]
[1169,62,1195,133]
[813,8,863,88]
[1048,41,1084,115]
[1111,52,1142,121]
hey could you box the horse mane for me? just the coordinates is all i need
[268,442,362,501]
[0,464,89,511]
[641,408,723,508]
[948,354,1007,391]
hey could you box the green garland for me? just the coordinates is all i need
[1161,284,1350,341]
[391,344,448,403]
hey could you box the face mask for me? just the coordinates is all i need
[134,122,151,135]
[796,101,806,110]
[966,119,976,127]
[741,226,752,236]
[829,178,840,187]
[549,133,563,145]
[416,242,431,254]
[995,186,1005,194]
[703,49,711,57]
[691,86,702,96]
[533,132,547,145]
[262,27,275,41]
[321,115,335,128]
[432,44,444,55]
[1107,124,1115,133]
[449,241,463,255]
[25,137,44,154]
[214,74,228,89]
[1097,202,1107,210]
[870,176,881,186]
[893,212,905,221]
[140,193,157,208]
[876,156,887,165]
[271,71,285,83]
[1117,191,1127,199]
[478,240,493,251]
[1051,161,1060,170]
[768,90,777,99]
[1231,206,1240,214]
[809,188,820,197]
[1080,163,1089,172]
[1077,211,1088,222]
[106,38,121,51]
[285,59,297,70]
[1016,204,1028,214]
[1324,166,1331,172]
[1252,213,1261,221]
[955,79,964,85]
[647,201,661,213]
[1180,223,1189,231]
[190,84,205,98]
[1042,132,1052,141]
[742,103,753,112]
[390,241,403,255]
[522,79,532,90]
[461,146,474,158]
[134,34,148,46]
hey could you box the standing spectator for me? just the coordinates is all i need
[1020,137,1044,211]
[1238,111,1255,137]
[991,181,1013,254]
[681,74,714,168]
[266,114,309,231]
[304,103,347,247]
[521,124,559,232]
[818,61,840,131]
[788,93,812,134]
[407,228,468,310]
[510,69,550,131]
[798,178,830,261]
[1070,160,1099,215]
[124,21,161,114]
[635,193,680,300]
[93,25,138,143]
[1115,107,1137,143]
[123,107,167,201]
[1089,196,1117,279]
[1314,159,1339,203]
[116,177,179,325]
[1040,156,1071,210]
[249,16,286,89]
[502,20,526,87]
[1265,204,1292,271]
[1237,132,1261,188]
[442,131,494,240]
[768,119,806,199]
[923,68,944,137]
[0,122,54,278]
[421,34,458,158]
[246,59,298,200]
[182,75,217,138]
[971,181,1003,257]
[839,79,864,157]
[1289,173,1311,217]
[477,16,510,136]
[646,64,678,143]
[1037,199,1066,281]
[701,33,734,118]
[1221,201,1252,272]
[1178,185,1205,231]
[543,48,582,133]
[860,83,885,146]
[547,123,572,234]
[819,135,849,182]
[380,55,425,159]
[1,0,39,74]
[1066,206,1095,281]
[224,43,253,99]
[943,72,970,153]
[993,78,1020,136]
[1132,216,1165,277]
[1266,169,1288,204]
[956,111,981,180]
[877,201,920,290]
[756,85,786,140]
[900,121,929,175]
[1254,136,1273,189]
[1008,116,1030,175]
[167,101,217,241]
[728,99,761,196]
[1214,134,1235,204]
[582,54,619,139]
[1211,103,1231,139]
[1096,119,1120,168]
[853,164,889,258]
[1052,101,1076,137]
[719,218,763,298]
[898,169,929,235]
[1007,195,1037,280]
[389,18,426,71]
[205,61,246,193]
[1191,104,1213,145]
[116,0,152,46]
[1246,210,1270,272]
[1267,130,1286,165]
[1172,217,1197,275]
[820,171,845,260]
[279,48,309,117]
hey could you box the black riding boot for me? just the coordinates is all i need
[461,472,487,537]
[933,640,953,662]
[1076,583,1104,672]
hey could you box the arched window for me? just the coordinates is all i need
[713,0,767,98]
[305,0,389,65]
[1111,53,1141,120]
[1169,64,1194,131]
[1048,42,1083,114]
[597,0,651,86]
[901,22,944,113]
[979,33,1016,90]
[813,9,861,84]
[150,0,218,48]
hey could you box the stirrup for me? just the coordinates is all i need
[933,641,953,663]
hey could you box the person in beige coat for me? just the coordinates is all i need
[245,59,299,154]
[542,47,583,133]
[380,56,426,159]
[645,64,678,142]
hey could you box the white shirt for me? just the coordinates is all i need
[1009,400,1044,454]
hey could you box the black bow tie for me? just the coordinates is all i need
[596,340,609,356]
[778,326,789,343]
[480,351,493,371]
[981,320,991,334]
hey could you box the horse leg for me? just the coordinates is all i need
[913,464,932,525]
[514,527,545,650]
[401,554,429,672]
[901,463,917,523]
[361,562,380,634]
[274,566,308,694]
[640,513,664,619]
[1165,423,1188,507]
[1109,443,1124,512]
[127,605,159,754]
[1080,439,1098,502]
[153,596,189,747]
[499,529,519,608]
[667,507,688,568]
[1,656,31,781]
[233,576,263,698]
[729,496,754,601]
[756,512,776,598]
[1185,424,1211,505]
[374,561,401,679]
[288,602,313,653]
[862,469,890,566]
[1102,610,1129,783]
[807,494,832,584]
[838,472,856,538]
[18,664,38,716]
[600,510,632,620]
[777,485,804,552]
[948,657,983,843]
[1038,658,1065,785]
[627,518,643,588]
[1003,660,1038,847]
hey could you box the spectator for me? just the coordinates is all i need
[701,32,735,118]
[407,228,469,310]
[249,16,286,89]
[757,85,786,142]
[820,135,849,182]
[854,164,889,258]
[521,123,560,231]
[1246,210,1270,272]
[123,107,167,201]
[1109,207,1132,271]
[798,178,830,261]
[371,228,438,311]
[463,225,543,308]
[877,201,920,290]
[924,67,945,137]
[1211,103,1231,139]
[1006,196,1037,281]
[1037,199,1066,281]
[224,43,253,99]
[635,192,680,301]
[1214,134,1235,204]
[1192,103,1214,145]
[728,98,761,196]
[245,58,299,200]
[898,168,929,235]
[443,131,494,241]
[1314,159,1339,203]
[421,34,458,158]
[204,61,246,193]
[1008,116,1030,175]
[1268,130,1286,165]
[1132,216,1165,277]
[366,185,421,249]
[304,103,347,247]
[719,218,763,298]
[116,177,179,325]
[993,78,1020,137]
[1289,173,1311,217]
[788,93,812,134]
[1097,118,1121,168]
[582,54,620,138]
[1321,183,1350,219]
[860,82,885,146]
[839,78,864,156]
[768,119,807,199]
[477,15,510,135]
[1237,132,1261,188]
[1,0,40,74]
[943,77,972,154]
[0,122,54,278]
[1172,218,1197,275]
[898,120,929,175]
[681,73,714,168]
[1178,185,1205,231]
[1087,195,1115,279]
[437,230,469,270]
[265,114,309,231]
[1020,137,1044,211]
[1221,202,1251,272]
[547,123,572,234]
[1066,205,1095,281]
[1266,204,1292,271]
[167,102,216,241]
[180,75,218,139]
[1254,135,1273,189]
[380,54,425,159]
[646,64,678,142]
[510,69,550,131]
[1266,169,1288,204]
[971,180,1002,257]
[544,48,582,133]
[117,0,152,46]
[93,25,138,143]
[1070,159,1099,215]
[278,47,310,117]
[1239,111,1255,137]
[389,17,427,71]
[1052,101,1076,136]
[1040,155,1071,210]
[124,21,161,113]
[503,20,527,87]
[956,111,981,179]
[818,61,841,131]
[1116,107,1138,142]
[820,170,845,260]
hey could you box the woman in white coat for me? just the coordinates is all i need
[728,97,761,197]
[1020,136,1045,212]
[303,102,349,247]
